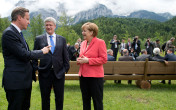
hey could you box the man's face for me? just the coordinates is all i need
[19,12,30,30]
[45,21,56,35]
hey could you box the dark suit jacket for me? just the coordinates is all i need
[145,42,154,55]
[136,54,164,62]
[132,40,141,54]
[107,54,116,61]
[118,56,133,61]
[68,46,79,61]
[164,53,176,61]
[2,25,43,90]
[125,42,132,52]
[33,34,70,79]
[110,39,121,50]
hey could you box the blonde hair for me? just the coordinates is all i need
[81,22,98,37]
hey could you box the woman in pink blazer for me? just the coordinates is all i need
[77,22,107,110]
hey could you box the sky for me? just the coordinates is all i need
[0,0,176,17]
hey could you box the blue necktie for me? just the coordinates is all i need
[20,32,28,50]
[49,35,55,54]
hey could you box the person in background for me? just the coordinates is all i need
[120,39,126,56]
[2,7,50,110]
[132,36,141,56]
[125,38,132,53]
[117,49,134,84]
[33,17,70,110]
[107,49,116,61]
[145,37,154,56]
[77,22,107,110]
[68,43,80,61]
[165,37,175,55]
[77,37,82,46]
[129,48,138,60]
[161,48,176,84]
[154,39,161,51]
[110,35,121,60]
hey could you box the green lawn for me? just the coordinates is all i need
[0,53,176,110]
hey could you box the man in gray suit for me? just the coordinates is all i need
[2,7,50,110]
[33,17,70,110]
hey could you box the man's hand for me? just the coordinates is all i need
[41,46,51,54]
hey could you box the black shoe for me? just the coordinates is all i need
[168,80,171,85]
[160,80,165,84]
[128,80,132,84]
[118,80,121,84]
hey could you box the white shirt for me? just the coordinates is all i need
[46,33,56,47]
[11,23,21,33]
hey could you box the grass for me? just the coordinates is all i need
[1,53,176,110]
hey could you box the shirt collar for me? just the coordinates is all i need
[46,33,56,38]
[11,23,21,33]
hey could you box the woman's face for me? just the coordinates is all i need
[82,27,93,40]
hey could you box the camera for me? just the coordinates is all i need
[133,38,137,42]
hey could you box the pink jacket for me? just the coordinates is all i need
[78,37,107,77]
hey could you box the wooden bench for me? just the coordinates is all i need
[66,60,176,89]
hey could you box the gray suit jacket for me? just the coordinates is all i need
[33,34,70,79]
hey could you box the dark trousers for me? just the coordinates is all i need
[79,76,104,110]
[5,88,32,110]
[39,70,65,110]
[112,48,118,61]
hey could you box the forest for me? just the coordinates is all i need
[0,14,176,52]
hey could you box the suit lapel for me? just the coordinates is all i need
[82,37,97,55]
[42,34,52,54]
[10,25,28,50]
[53,35,60,54]
[42,34,49,46]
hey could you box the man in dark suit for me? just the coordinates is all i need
[161,48,176,84]
[33,17,70,110]
[145,38,154,56]
[1,7,50,110]
[107,49,116,61]
[132,36,141,56]
[68,43,80,61]
[117,49,134,84]
[110,35,121,60]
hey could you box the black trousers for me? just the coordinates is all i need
[39,70,65,110]
[5,88,32,110]
[112,48,118,61]
[79,76,104,110]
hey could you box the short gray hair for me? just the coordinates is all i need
[74,43,79,46]
[44,17,56,25]
[170,37,175,40]
[107,49,113,53]
[153,48,160,55]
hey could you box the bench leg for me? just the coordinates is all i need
[136,80,151,89]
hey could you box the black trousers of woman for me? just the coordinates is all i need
[79,76,104,110]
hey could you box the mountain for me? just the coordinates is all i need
[73,4,113,24]
[14,1,174,24]
[127,10,173,22]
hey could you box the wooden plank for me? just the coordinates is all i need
[67,61,79,74]
[147,62,176,74]
[65,74,79,80]
[113,61,145,74]
[146,75,176,80]
[104,75,144,80]
[104,61,114,74]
